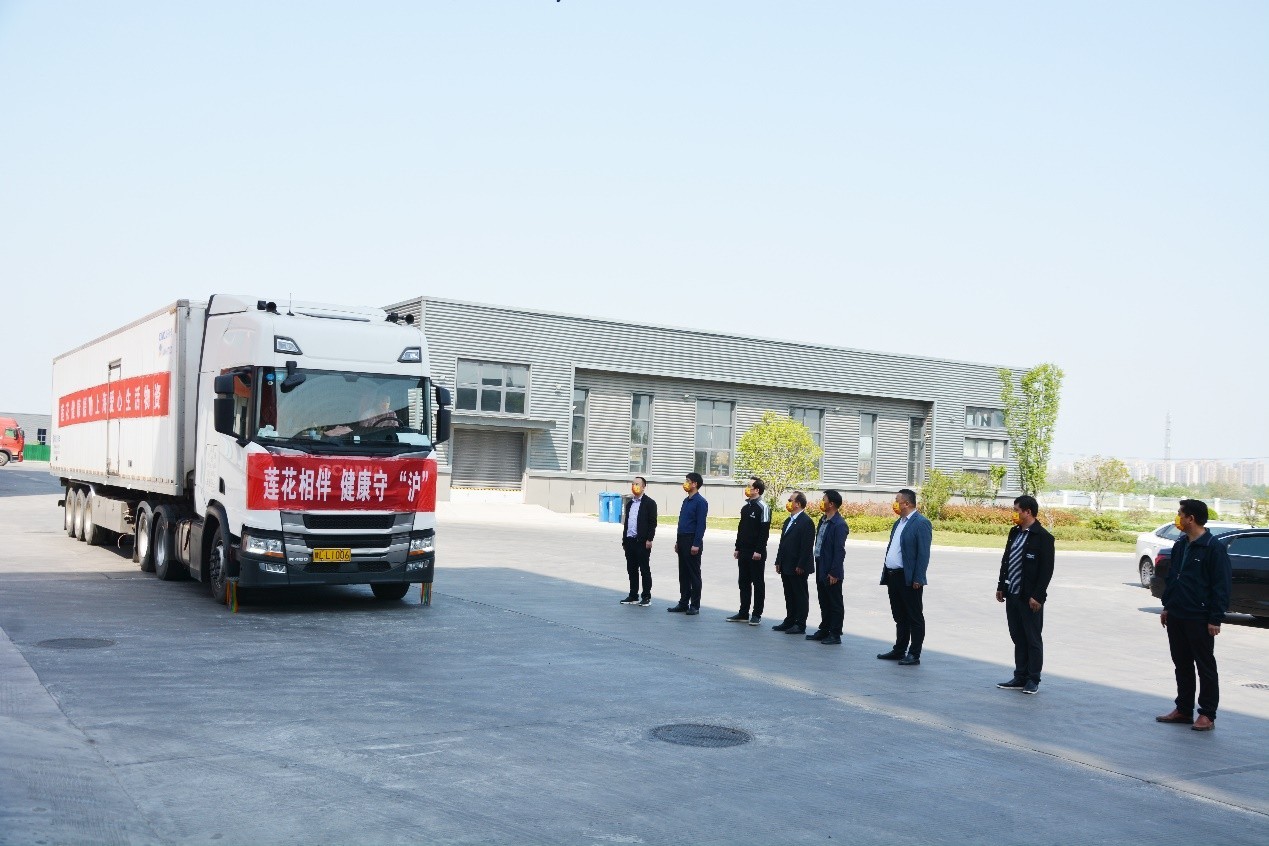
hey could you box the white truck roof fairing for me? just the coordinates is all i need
[206,298,429,376]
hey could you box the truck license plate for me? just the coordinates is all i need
[312,548,352,563]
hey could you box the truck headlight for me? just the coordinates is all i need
[242,531,285,558]
[408,533,435,556]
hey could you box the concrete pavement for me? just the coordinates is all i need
[2,463,1267,844]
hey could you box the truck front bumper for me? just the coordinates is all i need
[235,551,434,587]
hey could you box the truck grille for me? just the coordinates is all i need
[303,514,397,531]
[300,533,406,550]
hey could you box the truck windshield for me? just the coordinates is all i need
[253,369,432,454]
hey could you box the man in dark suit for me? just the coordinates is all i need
[807,489,849,645]
[994,494,1055,694]
[878,488,933,665]
[772,491,814,634]
[619,476,657,607]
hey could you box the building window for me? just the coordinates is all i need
[37,428,47,445]
[859,413,877,485]
[966,406,1005,429]
[694,399,733,477]
[789,406,824,476]
[908,417,926,485]
[456,360,528,414]
[571,389,587,470]
[964,437,1007,460]
[630,393,652,473]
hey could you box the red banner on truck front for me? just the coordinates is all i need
[247,454,437,512]
[58,371,172,427]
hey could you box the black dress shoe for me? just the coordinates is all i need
[785,625,806,634]
[897,654,921,666]
[771,622,793,631]
[805,630,828,641]
[667,605,688,613]
[685,608,699,616]
[821,634,841,645]
[876,649,904,660]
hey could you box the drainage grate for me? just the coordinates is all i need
[36,638,116,650]
[651,724,752,748]
[1243,683,1269,690]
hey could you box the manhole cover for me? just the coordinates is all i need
[36,638,116,650]
[1243,682,1269,690]
[651,724,752,748]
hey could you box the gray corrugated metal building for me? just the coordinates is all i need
[387,296,1023,514]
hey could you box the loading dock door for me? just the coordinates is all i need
[451,429,526,489]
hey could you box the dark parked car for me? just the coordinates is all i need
[1150,529,1269,620]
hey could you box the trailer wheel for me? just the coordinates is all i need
[207,520,230,603]
[134,503,155,572]
[371,583,410,601]
[73,489,88,542]
[152,507,183,581]
[82,493,101,546]
[64,490,76,537]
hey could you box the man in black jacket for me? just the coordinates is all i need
[995,495,1055,694]
[1156,499,1233,732]
[728,477,772,626]
[619,476,657,607]
[771,491,814,634]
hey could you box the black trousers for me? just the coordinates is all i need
[885,567,925,657]
[677,533,702,609]
[736,550,766,616]
[1005,592,1044,683]
[623,537,651,600]
[816,578,844,635]
[1166,615,1220,720]
[779,570,810,626]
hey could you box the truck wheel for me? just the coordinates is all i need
[83,493,101,546]
[134,503,155,572]
[207,521,230,603]
[371,583,410,601]
[0,451,10,467]
[152,508,183,581]
[73,489,88,542]
[64,490,76,537]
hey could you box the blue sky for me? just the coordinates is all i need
[2,2,1265,461]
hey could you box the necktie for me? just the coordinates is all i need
[1007,531,1027,593]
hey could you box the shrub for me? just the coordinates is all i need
[1087,513,1122,533]
[942,505,1015,525]
[844,515,895,534]
[1042,508,1082,527]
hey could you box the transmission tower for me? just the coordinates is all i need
[1164,412,1172,461]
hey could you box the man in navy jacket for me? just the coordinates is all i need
[807,489,849,645]
[878,488,933,665]
[669,472,708,615]
[1156,499,1233,732]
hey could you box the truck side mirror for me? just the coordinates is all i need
[213,396,236,438]
[214,374,236,395]
[434,407,451,445]
[435,385,451,407]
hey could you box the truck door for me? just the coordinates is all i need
[107,361,121,476]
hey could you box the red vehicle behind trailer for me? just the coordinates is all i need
[0,417,24,465]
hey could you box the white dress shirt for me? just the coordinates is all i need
[884,516,910,570]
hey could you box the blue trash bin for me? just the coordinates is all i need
[601,492,623,523]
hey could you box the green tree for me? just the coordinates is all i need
[999,363,1064,496]
[953,471,992,506]
[987,464,1008,502]
[734,410,822,510]
[1072,456,1133,512]
[919,469,955,520]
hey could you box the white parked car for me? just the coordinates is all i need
[1135,521,1251,587]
